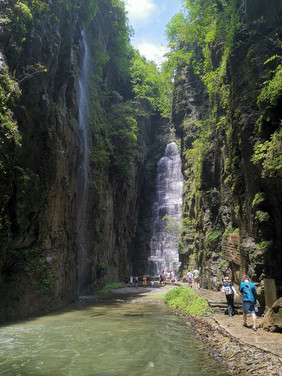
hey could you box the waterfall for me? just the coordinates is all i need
[147,142,183,276]
[76,31,91,294]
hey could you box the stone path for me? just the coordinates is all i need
[173,284,282,358]
[109,283,282,358]
[193,287,282,358]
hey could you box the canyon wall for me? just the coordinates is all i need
[173,0,282,301]
[0,0,159,322]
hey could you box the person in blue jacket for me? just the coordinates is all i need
[239,275,257,331]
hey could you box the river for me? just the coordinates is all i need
[0,300,230,376]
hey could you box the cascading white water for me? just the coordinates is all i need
[78,31,90,180]
[76,31,91,293]
[147,142,183,276]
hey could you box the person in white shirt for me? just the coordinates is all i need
[193,268,200,289]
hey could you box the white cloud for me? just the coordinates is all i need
[137,42,168,66]
[124,0,158,23]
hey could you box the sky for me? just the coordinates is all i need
[123,0,182,65]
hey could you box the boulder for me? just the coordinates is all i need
[261,298,282,333]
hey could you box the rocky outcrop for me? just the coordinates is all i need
[261,298,282,333]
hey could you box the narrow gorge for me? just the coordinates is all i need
[0,0,281,323]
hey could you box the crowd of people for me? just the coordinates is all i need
[126,270,178,289]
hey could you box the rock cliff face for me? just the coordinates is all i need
[173,0,282,301]
[0,0,158,322]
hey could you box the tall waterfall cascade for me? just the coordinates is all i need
[76,31,91,293]
[147,142,183,276]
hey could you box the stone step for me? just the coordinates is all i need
[208,301,243,314]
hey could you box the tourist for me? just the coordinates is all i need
[187,270,193,287]
[124,275,129,286]
[193,268,200,288]
[129,275,133,287]
[142,275,147,287]
[222,276,238,317]
[239,275,258,331]
[134,276,138,288]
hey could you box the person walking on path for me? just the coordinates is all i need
[129,275,133,287]
[239,275,258,331]
[222,276,238,317]
[187,270,193,288]
[193,268,200,289]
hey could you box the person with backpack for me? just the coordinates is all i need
[222,276,238,317]
[239,275,258,331]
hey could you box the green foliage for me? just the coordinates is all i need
[252,129,282,178]
[255,210,270,223]
[95,230,105,243]
[207,229,222,243]
[257,64,282,123]
[27,0,50,17]
[108,0,132,82]
[166,0,240,104]
[11,248,55,295]
[99,262,106,270]
[256,63,282,133]
[98,282,123,294]
[164,286,213,317]
[0,73,21,146]
[130,49,173,118]
[252,192,266,207]
[12,1,33,36]
[219,259,229,270]
[79,0,99,27]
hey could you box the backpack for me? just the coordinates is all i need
[224,285,232,295]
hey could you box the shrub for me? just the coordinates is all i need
[98,282,123,294]
[164,286,213,317]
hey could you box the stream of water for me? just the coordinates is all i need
[0,301,230,376]
[76,31,91,293]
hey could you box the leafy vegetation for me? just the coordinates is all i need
[10,248,55,296]
[98,282,123,294]
[252,129,282,178]
[130,50,173,118]
[164,286,213,317]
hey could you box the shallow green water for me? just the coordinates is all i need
[0,301,230,376]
